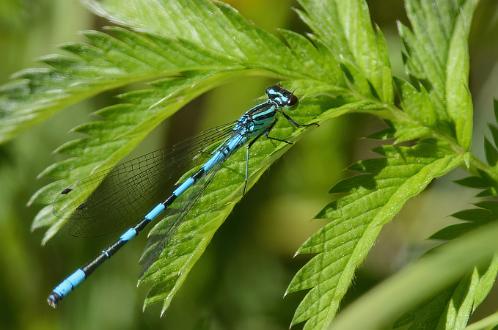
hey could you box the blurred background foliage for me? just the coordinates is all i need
[0,0,497,329]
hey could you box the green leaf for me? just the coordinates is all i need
[484,138,498,166]
[438,260,498,330]
[297,0,393,103]
[399,199,498,329]
[3,0,486,325]
[28,74,358,310]
[466,311,498,330]
[394,258,498,330]
[455,176,491,189]
[87,0,341,83]
[0,27,237,144]
[488,125,498,149]
[399,0,478,149]
[396,78,437,128]
[0,0,347,145]
[287,141,463,330]
[329,222,498,330]
[29,74,356,244]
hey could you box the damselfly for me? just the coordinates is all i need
[47,85,316,307]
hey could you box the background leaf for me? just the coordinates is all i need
[465,311,498,330]
[330,221,498,330]
[398,0,478,149]
[394,258,498,330]
[394,99,498,330]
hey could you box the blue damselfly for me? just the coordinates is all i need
[47,85,316,307]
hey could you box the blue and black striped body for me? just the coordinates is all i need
[47,85,302,307]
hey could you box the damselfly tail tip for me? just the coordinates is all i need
[47,292,61,308]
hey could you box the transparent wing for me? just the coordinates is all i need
[139,159,225,273]
[52,122,236,238]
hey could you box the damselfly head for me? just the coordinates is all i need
[266,85,298,108]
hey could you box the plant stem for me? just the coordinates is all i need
[371,100,498,184]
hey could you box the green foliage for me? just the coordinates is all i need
[287,142,462,329]
[330,221,498,330]
[391,100,498,330]
[398,0,477,149]
[392,258,498,330]
[0,0,496,329]
[296,0,393,103]
[466,311,498,330]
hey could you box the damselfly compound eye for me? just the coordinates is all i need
[287,94,298,107]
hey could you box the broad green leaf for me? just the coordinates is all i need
[18,0,388,318]
[29,74,357,245]
[0,27,238,144]
[0,0,345,145]
[26,0,381,244]
[297,0,393,103]
[399,0,478,149]
[138,118,308,314]
[396,185,498,329]
[287,141,463,330]
[330,221,498,330]
[86,0,342,83]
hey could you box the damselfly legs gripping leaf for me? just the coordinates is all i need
[47,85,316,307]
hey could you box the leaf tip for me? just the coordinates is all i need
[463,152,471,168]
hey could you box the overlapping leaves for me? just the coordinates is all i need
[0,27,235,143]
[285,0,476,328]
[296,0,393,103]
[23,0,352,245]
[398,0,477,148]
[18,0,359,316]
[0,0,342,145]
[393,101,498,330]
[29,72,239,243]
[0,0,490,328]
[87,0,341,82]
